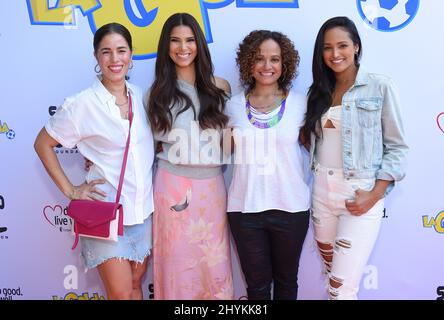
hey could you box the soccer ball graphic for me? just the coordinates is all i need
[357,0,420,32]
[6,129,15,140]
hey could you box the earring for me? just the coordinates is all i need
[129,61,133,70]
[94,64,101,73]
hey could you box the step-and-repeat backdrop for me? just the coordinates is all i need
[1,0,443,300]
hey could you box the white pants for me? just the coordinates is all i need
[311,163,384,300]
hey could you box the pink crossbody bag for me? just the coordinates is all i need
[67,94,133,250]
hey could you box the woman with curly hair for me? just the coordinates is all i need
[225,30,310,300]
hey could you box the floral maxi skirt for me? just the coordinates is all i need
[153,168,234,300]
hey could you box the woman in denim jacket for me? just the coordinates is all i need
[300,16,408,300]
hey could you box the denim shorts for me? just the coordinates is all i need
[80,215,152,269]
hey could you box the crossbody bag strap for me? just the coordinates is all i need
[115,93,133,204]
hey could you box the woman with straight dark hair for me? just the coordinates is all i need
[34,23,154,300]
[301,16,408,299]
[147,13,234,300]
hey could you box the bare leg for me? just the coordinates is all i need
[97,258,133,300]
[130,257,149,300]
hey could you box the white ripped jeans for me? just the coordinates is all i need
[311,163,384,300]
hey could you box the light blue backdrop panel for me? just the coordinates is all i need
[1,0,443,300]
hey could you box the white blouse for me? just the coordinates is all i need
[45,77,155,225]
[225,90,311,213]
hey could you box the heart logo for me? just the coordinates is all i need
[437,112,444,134]
[43,205,63,227]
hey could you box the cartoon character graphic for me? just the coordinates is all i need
[0,121,15,140]
[26,0,300,59]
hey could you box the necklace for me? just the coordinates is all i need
[116,99,128,107]
[246,93,284,112]
[245,94,287,129]
[115,98,129,119]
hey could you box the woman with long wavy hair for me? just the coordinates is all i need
[146,12,233,300]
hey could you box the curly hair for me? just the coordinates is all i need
[236,30,299,93]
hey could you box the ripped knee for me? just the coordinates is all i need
[328,275,344,300]
[317,241,333,272]
[335,238,352,249]
[317,240,333,251]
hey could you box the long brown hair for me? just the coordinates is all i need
[147,13,228,133]
[301,17,362,141]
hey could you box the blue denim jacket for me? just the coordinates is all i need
[309,67,408,192]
